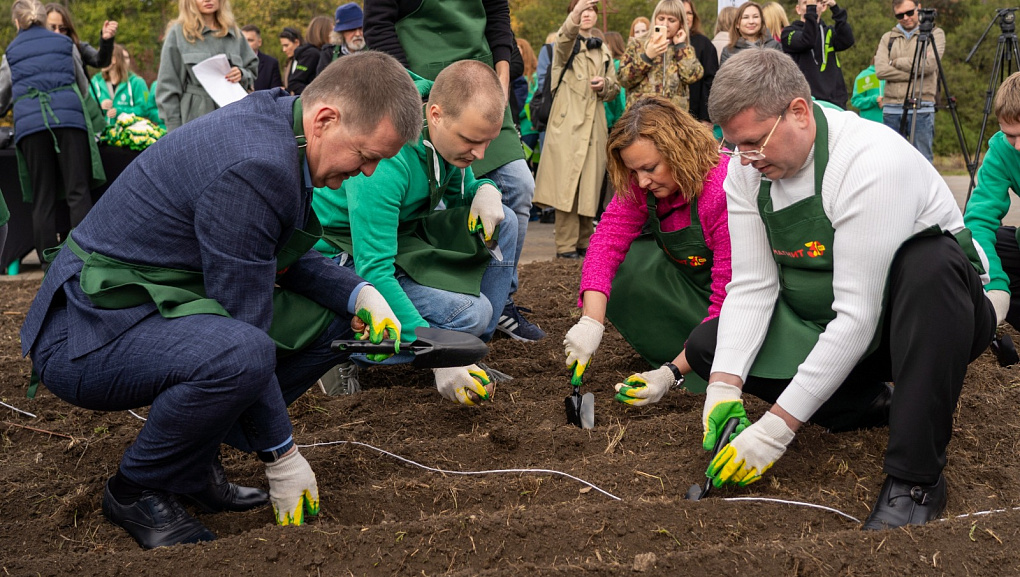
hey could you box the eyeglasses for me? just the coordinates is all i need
[895,8,916,19]
[48,24,69,33]
[718,112,785,161]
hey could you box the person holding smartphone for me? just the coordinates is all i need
[780,0,855,109]
[618,0,703,112]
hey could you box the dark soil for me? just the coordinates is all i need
[2,260,1020,575]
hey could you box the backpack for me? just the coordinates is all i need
[530,39,582,132]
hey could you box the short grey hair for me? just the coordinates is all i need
[709,48,811,125]
[303,51,422,144]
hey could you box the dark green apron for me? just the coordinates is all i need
[321,127,494,296]
[394,0,523,175]
[57,99,335,354]
[606,193,714,393]
[746,104,983,378]
[16,83,106,202]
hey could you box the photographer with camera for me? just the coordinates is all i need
[780,0,854,109]
[874,0,944,162]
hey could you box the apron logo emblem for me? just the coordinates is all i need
[686,256,707,267]
[805,241,826,257]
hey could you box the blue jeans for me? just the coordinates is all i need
[333,204,518,346]
[478,159,534,299]
[32,303,356,493]
[884,110,934,163]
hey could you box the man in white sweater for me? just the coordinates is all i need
[684,49,997,530]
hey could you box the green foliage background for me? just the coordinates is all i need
[1,0,1013,158]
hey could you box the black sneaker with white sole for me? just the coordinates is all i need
[496,303,546,342]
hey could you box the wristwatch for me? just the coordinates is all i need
[257,439,295,463]
[662,362,685,390]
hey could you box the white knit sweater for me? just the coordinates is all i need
[713,106,987,422]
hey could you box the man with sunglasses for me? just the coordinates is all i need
[874,0,945,162]
[686,49,995,530]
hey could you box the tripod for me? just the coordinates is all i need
[896,10,973,184]
[965,8,1020,199]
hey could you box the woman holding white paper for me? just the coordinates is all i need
[155,0,257,131]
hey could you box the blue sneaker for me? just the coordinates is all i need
[496,303,546,342]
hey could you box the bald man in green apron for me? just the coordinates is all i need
[685,49,995,531]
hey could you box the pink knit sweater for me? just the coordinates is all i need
[579,157,731,320]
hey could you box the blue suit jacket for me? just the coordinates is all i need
[254,51,283,91]
[22,90,365,359]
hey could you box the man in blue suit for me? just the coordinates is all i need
[242,24,284,91]
[20,52,423,549]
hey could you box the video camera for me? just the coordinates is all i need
[918,7,937,32]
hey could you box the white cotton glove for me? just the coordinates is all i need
[563,316,605,384]
[702,382,752,451]
[468,184,505,241]
[353,285,401,360]
[706,411,795,487]
[264,449,319,526]
[433,364,492,406]
[987,290,1010,326]
[613,365,673,406]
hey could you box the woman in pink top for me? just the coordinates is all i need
[563,95,730,403]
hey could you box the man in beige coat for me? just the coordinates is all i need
[874,0,944,162]
[533,0,620,259]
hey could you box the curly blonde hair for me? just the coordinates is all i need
[607,96,718,203]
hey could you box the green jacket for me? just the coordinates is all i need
[851,65,884,123]
[90,72,164,129]
[312,100,496,334]
[964,130,1020,294]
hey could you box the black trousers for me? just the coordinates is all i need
[17,128,92,265]
[686,234,995,484]
[994,226,1020,331]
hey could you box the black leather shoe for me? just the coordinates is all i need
[862,474,947,530]
[576,247,587,257]
[826,383,893,433]
[103,478,216,549]
[557,251,580,259]
[179,459,269,513]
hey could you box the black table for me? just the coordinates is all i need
[1,145,140,271]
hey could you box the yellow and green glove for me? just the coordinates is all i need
[265,449,319,526]
[468,184,505,241]
[564,315,605,385]
[707,411,795,487]
[702,382,752,450]
[614,366,673,406]
[353,285,401,361]
[433,365,491,406]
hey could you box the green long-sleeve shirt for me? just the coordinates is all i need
[964,131,1020,293]
[312,132,495,336]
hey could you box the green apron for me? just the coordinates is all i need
[746,104,983,378]
[321,126,494,297]
[606,193,714,393]
[15,83,106,202]
[56,99,335,354]
[394,0,523,175]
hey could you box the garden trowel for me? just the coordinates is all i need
[564,372,595,429]
[331,326,488,368]
[685,416,742,501]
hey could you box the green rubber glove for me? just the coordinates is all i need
[702,382,751,451]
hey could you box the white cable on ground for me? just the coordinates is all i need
[129,410,147,421]
[943,506,1020,521]
[722,496,861,523]
[299,439,622,501]
[1,400,36,419]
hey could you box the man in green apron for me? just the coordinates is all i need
[20,53,423,549]
[314,61,515,406]
[686,49,995,530]
[365,0,547,343]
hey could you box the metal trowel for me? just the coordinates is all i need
[685,416,742,501]
[564,373,595,429]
